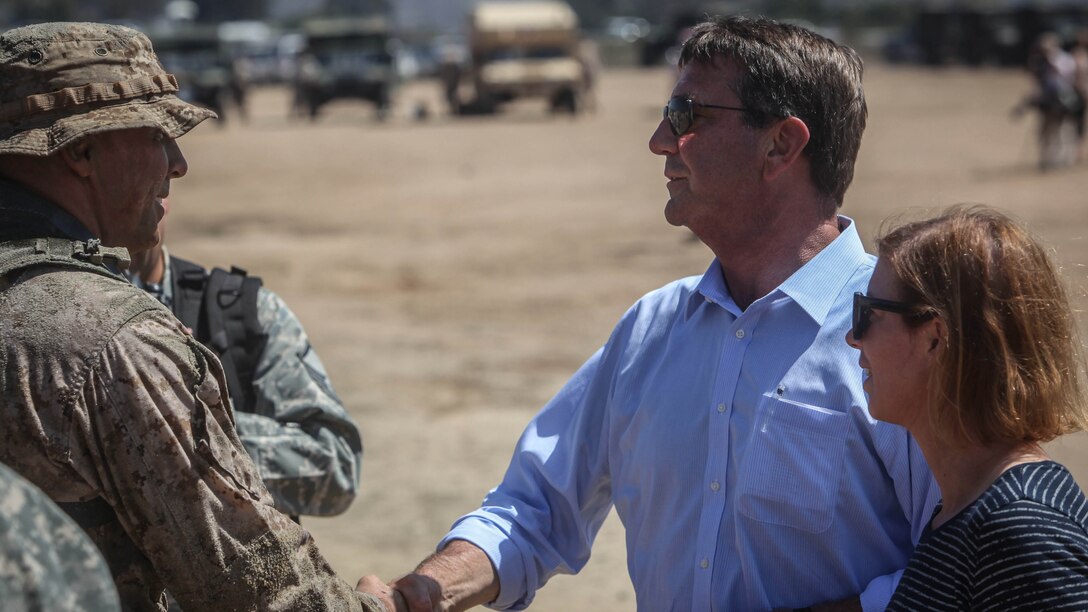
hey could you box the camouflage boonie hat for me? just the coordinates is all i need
[0,22,216,156]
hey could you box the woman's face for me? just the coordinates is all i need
[846,259,935,432]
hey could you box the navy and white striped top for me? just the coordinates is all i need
[888,460,1088,611]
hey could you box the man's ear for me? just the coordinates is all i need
[58,138,94,178]
[762,116,810,182]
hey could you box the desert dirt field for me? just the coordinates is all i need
[168,63,1088,611]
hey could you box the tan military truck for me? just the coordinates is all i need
[443,0,590,115]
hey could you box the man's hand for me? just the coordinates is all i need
[389,572,445,612]
[368,540,499,612]
[356,575,407,612]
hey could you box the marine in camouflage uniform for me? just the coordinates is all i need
[0,461,120,612]
[0,22,392,612]
[129,242,362,518]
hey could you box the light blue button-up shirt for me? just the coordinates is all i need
[442,217,939,611]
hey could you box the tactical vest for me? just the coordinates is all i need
[168,256,269,415]
[0,238,134,535]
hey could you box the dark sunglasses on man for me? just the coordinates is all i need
[662,95,749,137]
[852,292,935,341]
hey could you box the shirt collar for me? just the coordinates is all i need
[693,215,871,324]
[0,177,96,242]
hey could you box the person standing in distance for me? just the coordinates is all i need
[0,22,396,612]
[360,15,937,612]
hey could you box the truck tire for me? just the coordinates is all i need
[550,88,578,115]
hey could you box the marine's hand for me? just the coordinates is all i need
[356,575,407,612]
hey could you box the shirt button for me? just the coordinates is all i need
[717,403,726,413]
[735,329,745,339]
[710,481,720,492]
[700,558,709,569]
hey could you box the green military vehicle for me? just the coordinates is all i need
[150,25,235,123]
[293,17,397,120]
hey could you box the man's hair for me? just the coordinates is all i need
[679,16,866,211]
[878,205,1088,447]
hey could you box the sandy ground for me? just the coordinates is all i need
[166,63,1088,611]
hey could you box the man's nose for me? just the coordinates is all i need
[648,116,677,156]
[166,139,188,179]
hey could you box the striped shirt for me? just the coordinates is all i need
[888,460,1088,611]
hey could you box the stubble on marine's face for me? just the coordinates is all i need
[93,128,172,251]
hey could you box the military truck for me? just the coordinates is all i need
[443,0,590,115]
[151,25,235,123]
[293,17,397,120]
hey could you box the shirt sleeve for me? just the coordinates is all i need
[440,344,618,611]
[82,312,379,612]
[242,287,363,517]
[973,500,1088,611]
[859,422,941,612]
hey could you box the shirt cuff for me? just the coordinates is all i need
[441,514,530,611]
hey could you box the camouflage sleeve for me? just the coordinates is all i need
[80,312,382,612]
[238,287,363,517]
[0,462,120,612]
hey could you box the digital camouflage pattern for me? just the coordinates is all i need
[0,461,120,612]
[153,250,363,517]
[0,235,385,612]
[0,22,215,156]
[238,287,363,516]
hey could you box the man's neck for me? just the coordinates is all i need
[130,246,166,285]
[713,215,842,310]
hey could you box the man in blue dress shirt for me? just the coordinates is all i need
[361,16,938,612]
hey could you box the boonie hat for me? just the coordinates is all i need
[0,22,216,156]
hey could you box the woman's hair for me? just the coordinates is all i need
[877,205,1088,447]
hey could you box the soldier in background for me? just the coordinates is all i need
[0,22,395,611]
[0,461,120,612]
[128,214,363,521]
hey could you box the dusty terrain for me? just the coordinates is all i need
[168,63,1088,611]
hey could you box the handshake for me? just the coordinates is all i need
[355,540,499,612]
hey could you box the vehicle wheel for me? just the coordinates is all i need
[550,88,578,115]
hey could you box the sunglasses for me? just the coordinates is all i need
[852,292,934,341]
[663,95,749,136]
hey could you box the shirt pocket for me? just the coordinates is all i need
[737,394,848,534]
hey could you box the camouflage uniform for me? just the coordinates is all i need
[0,461,120,612]
[134,249,363,517]
[0,23,384,612]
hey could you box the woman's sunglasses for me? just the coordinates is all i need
[663,95,749,136]
[852,292,934,340]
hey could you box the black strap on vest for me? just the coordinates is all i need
[168,256,268,414]
[55,497,118,530]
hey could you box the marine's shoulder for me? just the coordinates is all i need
[1,253,181,359]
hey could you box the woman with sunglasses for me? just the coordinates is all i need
[847,205,1088,610]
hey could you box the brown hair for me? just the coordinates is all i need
[679,15,866,211]
[877,205,1088,447]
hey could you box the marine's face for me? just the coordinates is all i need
[647,59,768,244]
[87,127,187,253]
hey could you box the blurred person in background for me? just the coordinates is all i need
[0,22,393,612]
[1014,32,1079,170]
[128,211,363,523]
[1070,29,1088,163]
[360,15,937,612]
[848,206,1088,610]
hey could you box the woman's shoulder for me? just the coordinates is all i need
[974,461,1088,540]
